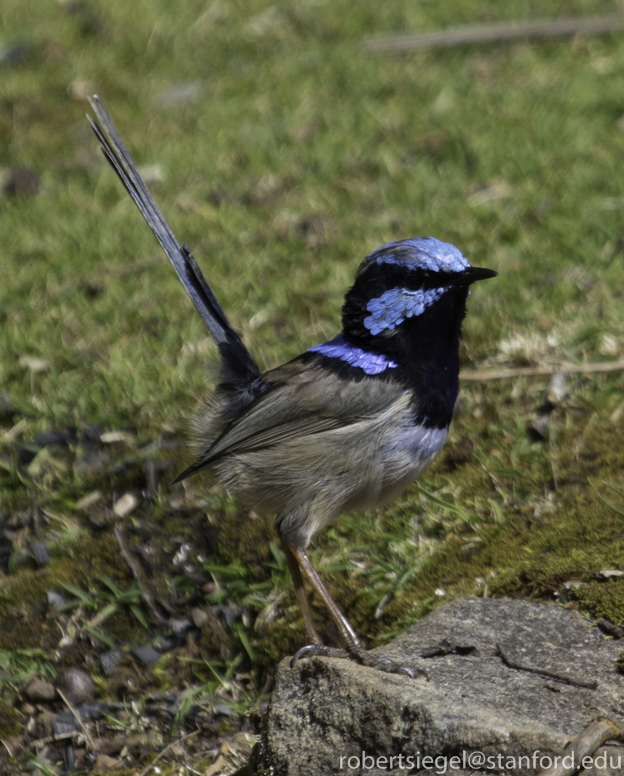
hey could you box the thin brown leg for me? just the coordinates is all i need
[291,546,361,649]
[281,540,322,645]
[285,543,422,678]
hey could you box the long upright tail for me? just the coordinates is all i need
[87,94,260,391]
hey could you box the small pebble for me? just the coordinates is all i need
[55,668,94,706]
[46,590,65,609]
[563,581,587,590]
[597,569,624,580]
[190,607,209,629]
[18,356,50,373]
[113,492,139,518]
[24,678,56,703]
[99,647,122,677]
[32,541,50,566]
[100,430,134,444]
[547,372,567,404]
[132,645,161,666]
[75,490,103,511]
[527,414,549,441]
[52,711,78,736]
[170,617,192,637]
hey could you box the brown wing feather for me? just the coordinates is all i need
[175,359,405,481]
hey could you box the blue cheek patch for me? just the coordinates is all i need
[309,335,398,375]
[364,287,445,335]
[370,237,469,274]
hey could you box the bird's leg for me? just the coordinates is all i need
[292,545,360,647]
[281,540,322,646]
[286,543,420,678]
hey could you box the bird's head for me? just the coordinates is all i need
[342,237,496,347]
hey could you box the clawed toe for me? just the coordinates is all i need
[360,654,426,679]
[290,644,351,667]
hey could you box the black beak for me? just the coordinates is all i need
[459,266,498,285]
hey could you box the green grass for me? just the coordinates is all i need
[3,0,624,768]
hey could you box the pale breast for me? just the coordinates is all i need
[213,392,449,548]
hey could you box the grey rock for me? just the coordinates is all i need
[259,598,624,776]
[46,590,65,608]
[132,645,161,665]
[52,710,78,736]
[596,569,624,580]
[32,541,50,566]
[99,647,122,677]
[527,414,549,441]
[78,702,102,720]
[190,607,209,629]
[55,668,94,706]
[170,617,192,637]
[23,677,56,703]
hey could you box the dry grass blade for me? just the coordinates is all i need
[460,360,624,381]
[362,14,624,53]
[136,730,199,776]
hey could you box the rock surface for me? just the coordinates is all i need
[257,598,624,775]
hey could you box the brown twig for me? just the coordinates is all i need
[136,729,199,776]
[57,689,96,751]
[538,717,622,776]
[497,642,598,690]
[596,617,624,639]
[362,14,624,54]
[460,360,624,381]
[112,525,167,624]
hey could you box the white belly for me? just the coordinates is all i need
[218,391,449,547]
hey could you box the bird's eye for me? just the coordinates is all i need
[403,276,427,292]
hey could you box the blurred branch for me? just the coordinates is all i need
[362,15,624,54]
[460,360,624,382]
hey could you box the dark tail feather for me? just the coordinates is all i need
[87,94,260,387]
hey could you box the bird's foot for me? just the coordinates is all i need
[290,644,351,667]
[349,647,426,679]
[291,643,425,679]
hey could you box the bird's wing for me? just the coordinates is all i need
[175,360,405,481]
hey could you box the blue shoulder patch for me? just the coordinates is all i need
[308,335,398,375]
[369,237,469,274]
[364,286,446,335]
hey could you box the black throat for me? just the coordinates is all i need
[343,286,470,429]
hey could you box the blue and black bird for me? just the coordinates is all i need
[88,96,496,677]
